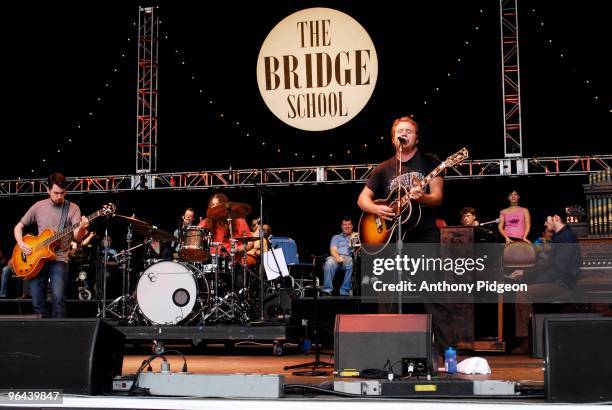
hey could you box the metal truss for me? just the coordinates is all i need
[136,6,159,173]
[2,155,611,197]
[499,0,524,157]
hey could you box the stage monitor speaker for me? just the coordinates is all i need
[334,314,436,376]
[544,317,612,403]
[0,318,125,395]
[531,313,601,358]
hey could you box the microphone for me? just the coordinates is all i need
[397,136,407,144]
[479,218,500,226]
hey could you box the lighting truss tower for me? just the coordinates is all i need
[136,6,159,173]
[499,0,523,157]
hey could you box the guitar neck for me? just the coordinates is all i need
[42,210,102,247]
[397,162,447,207]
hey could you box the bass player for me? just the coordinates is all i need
[13,172,89,317]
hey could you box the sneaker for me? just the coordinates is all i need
[321,290,332,297]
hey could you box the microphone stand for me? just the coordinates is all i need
[102,226,109,319]
[283,256,333,375]
[396,141,404,314]
[255,179,274,322]
[258,182,265,321]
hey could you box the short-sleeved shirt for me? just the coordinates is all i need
[330,233,353,256]
[366,151,442,234]
[198,218,250,255]
[20,198,82,262]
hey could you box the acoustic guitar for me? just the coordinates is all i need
[12,203,116,279]
[358,148,469,255]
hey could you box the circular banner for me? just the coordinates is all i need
[257,7,378,131]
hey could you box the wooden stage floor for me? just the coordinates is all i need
[121,344,544,387]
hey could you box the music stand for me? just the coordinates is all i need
[283,256,333,376]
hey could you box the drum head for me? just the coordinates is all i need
[136,261,198,325]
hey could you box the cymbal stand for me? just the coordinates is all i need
[104,232,149,323]
[235,240,252,323]
[227,213,237,318]
[202,242,234,323]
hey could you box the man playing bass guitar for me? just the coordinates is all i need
[13,172,89,318]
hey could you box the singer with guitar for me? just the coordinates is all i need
[357,116,455,355]
[357,116,443,244]
[13,173,89,318]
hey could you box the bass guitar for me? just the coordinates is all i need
[12,203,116,279]
[358,148,469,255]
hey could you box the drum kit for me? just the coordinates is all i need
[99,202,262,326]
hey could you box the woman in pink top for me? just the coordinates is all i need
[498,190,531,243]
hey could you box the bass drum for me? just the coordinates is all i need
[136,261,209,325]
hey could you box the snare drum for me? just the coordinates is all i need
[136,260,209,325]
[178,226,210,262]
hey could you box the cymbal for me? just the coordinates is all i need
[206,202,252,220]
[112,214,151,228]
[136,226,176,243]
[113,214,176,242]
[231,236,261,242]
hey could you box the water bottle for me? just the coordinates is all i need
[444,347,457,374]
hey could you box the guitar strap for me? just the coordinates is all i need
[58,200,71,232]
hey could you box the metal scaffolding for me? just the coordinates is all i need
[136,6,159,173]
[499,0,524,157]
[2,155,611,197]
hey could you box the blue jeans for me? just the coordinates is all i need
[0,265,12,297]
[323,255,353,295]
[30,261,69,318]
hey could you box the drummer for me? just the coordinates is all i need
[171,207,196,253]
[197,193,251,257]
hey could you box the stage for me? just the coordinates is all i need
[0,343,553,409]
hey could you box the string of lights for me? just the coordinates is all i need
[28,18,136,177]
[525,6,605,107]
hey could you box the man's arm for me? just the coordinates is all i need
[357,186,395,220]
[74,216,90,242]
[330,246,342,263]
[14,222,32,255]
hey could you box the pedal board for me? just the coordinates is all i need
[334,379,518,397]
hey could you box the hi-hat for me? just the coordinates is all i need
[207,202,252,220]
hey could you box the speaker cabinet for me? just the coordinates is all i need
[545,317,612,403]
[531,313,601,358]
[263,289,298,321]
[0,319,125,395]
[334,314,436,375]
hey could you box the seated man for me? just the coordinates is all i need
[323,216,357,296]
[460,206,479,226]
[510,211,581,354]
